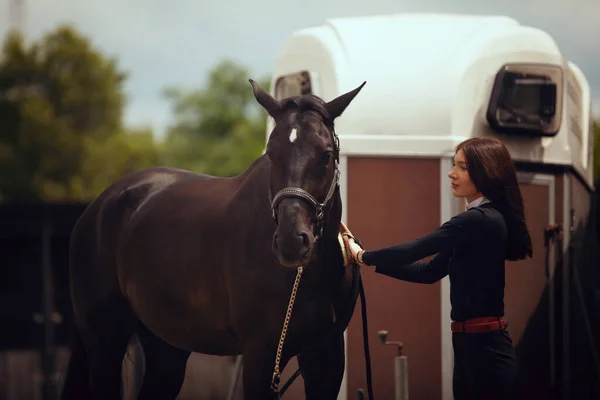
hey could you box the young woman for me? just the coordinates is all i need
[344,137,533,400]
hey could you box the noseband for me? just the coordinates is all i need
[269,132,340,240]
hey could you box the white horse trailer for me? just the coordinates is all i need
[267,13,596,400]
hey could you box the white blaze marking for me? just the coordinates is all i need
[289,128,298,143]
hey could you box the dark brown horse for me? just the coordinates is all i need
[60,79,368,399]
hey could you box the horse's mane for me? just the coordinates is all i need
[279,95,332,124]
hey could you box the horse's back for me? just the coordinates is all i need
[73,166,216,242]
[68,167,213,321]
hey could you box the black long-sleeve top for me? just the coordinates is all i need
[361,203,508,322]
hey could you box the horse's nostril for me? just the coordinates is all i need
[299,232,310,248]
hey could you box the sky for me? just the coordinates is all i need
[1,0,599,139]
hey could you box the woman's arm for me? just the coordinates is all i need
[361,209,483,269]
[373,250,452,284]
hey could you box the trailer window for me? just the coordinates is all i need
[486,64,563,137]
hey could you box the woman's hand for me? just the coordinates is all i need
[349,237,364,264]
[339,222,374,270]
[341,234,364,264]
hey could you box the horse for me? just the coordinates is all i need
[60,78,369,399]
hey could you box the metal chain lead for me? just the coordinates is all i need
[271,266,304,392]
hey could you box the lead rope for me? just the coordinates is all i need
[271,266,304,392]
[271,265,375,400]
[358,273,374,400]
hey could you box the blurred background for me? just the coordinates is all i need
[0,0,599,399]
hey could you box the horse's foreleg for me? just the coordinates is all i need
[242,342,292,400]
[136,323,190,400]
[298,334,346,400]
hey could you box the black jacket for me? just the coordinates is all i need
[362,203,507,322]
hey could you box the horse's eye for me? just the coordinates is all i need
[322,151,332,164]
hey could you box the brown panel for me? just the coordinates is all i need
[555,175,564,225]
[504,183,551,345]
[346,157,442,400]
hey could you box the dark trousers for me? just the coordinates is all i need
[452,329,518,400]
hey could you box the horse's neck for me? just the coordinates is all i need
[231,155,271,200]
[237,154,270,182]
[322,187,342,241]
[313,189,344,274]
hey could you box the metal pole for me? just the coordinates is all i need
[563,208,575,400]
[544,223,562,390]
[378,330,409,400]
[394,348,409,400]
[41,218,56,400]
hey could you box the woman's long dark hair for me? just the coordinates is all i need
[456,137,533,261]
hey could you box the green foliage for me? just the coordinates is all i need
[72,127,161,200]
[0,26,158,203]
[161,59,270,176]
[0,28,271,203]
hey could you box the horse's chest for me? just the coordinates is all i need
[234,288,331,342]
[287,296,334,339]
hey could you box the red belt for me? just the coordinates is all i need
[451,316,508,333]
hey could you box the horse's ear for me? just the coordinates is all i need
[249,79,281,118]
[326,81,366,120]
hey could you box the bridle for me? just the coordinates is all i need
[268,130,341,241]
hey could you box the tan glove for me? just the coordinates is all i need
[337,233,351,266]
[345,236,364,263]
[338,222,364,265]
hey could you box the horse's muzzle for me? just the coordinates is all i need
[273,230,314,268]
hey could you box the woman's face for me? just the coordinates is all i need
[448,149,480,203]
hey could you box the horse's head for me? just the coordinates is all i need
[249,79,366,268]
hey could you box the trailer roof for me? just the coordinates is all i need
[270,13,593,186]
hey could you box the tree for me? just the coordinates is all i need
[70,127,161,199]
[161,59,270,177]
[0,26,159,202]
